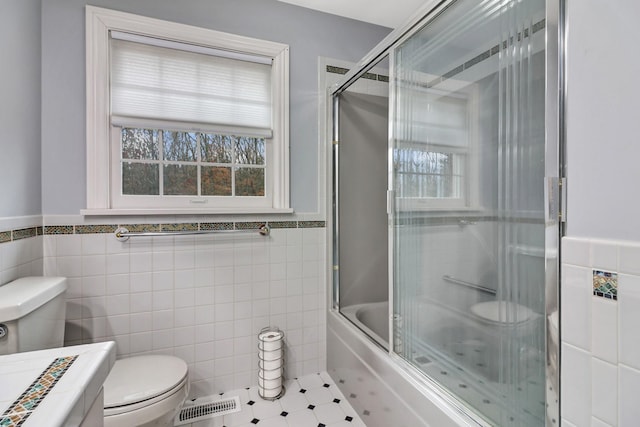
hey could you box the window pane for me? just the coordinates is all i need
[163,131,197,161]
[122,162,159,194]
[163,164,197,195]
[201,166,232,196]
[235,167,264,196]
[201,134,232,163]
[235,137,265,165]
[394,148,460,198]
[122,128,158,160]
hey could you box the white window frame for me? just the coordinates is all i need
[84,6,291,215]
[394,74,480,212]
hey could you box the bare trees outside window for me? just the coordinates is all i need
[121,128,265,198]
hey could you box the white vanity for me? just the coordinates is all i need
[0,341,115,427]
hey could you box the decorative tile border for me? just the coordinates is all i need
[397,21,549,88]
[326,65,389,83]
[298,221,326,228]
[12,227,41,240]
[0,227,42,245]
[0,355,78,427]
[428,18,546,88]
[235,221,264,230]
[199,222,233,231]
[326,65,349,75]
[43,225,74,235]
[593,270,618,300]
[161,223,198,232]
[1,220,325,244]
[267,221,298,229]
[0,231,11,244]
[120,223,160,233]
[75,224,117,234]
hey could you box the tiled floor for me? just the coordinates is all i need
[185,372,366,427]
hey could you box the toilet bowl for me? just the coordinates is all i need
[103,354,189,427]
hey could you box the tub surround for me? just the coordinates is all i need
[0,341,115,427]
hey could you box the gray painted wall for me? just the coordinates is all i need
[1,0,42,217]
[338,92,389,308]
[40,0,391,215]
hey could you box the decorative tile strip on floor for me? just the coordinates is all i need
[183,372,366,427]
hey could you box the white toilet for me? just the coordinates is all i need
[103,354,189,427]
[0,276,189,427]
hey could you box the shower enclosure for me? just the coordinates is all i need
[329,0,562,426]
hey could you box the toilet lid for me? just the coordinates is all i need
[104,355,188,408]
[470,301,534,324]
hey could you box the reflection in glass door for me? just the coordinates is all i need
[391,0,552,425]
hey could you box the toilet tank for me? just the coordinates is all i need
[0,276,67,355]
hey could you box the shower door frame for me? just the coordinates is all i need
[329,0,565,425]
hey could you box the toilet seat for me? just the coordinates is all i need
[104,355,188,416]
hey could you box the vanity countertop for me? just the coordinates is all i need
[0,341,115,427]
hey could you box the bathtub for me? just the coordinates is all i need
[341,299,542,381]
[331,299,545,426]
[340,301,389,347]
[328,304,475,427]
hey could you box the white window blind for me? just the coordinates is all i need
[110,34,273,134]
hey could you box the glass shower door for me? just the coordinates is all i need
[391,0,552,425]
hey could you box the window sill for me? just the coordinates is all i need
[81,207,294,216]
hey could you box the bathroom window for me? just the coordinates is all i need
[394,145,466,206]
[85,6,290,213]
[393,88,478,211]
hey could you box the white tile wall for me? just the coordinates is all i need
[561,237,640,427]
[41,226,327,398]
[561,342,591,427]
[0,236,43,285]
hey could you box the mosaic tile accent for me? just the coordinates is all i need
[75,224,117,234]
[326,65,349,75]
[464,49,491,70]
[593,270,618,300]
[12,227,38,241]
[267,221,298,229]
[119,223,160,233]
[0,231,11,244]
[326,64,389,85]
[0,355,78,427]
[199,222,234,231]
[36,226,43,236]
[299,221,326,228]
[43,225,74,235]
[235,221,264,230]
[161,223,199,232]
